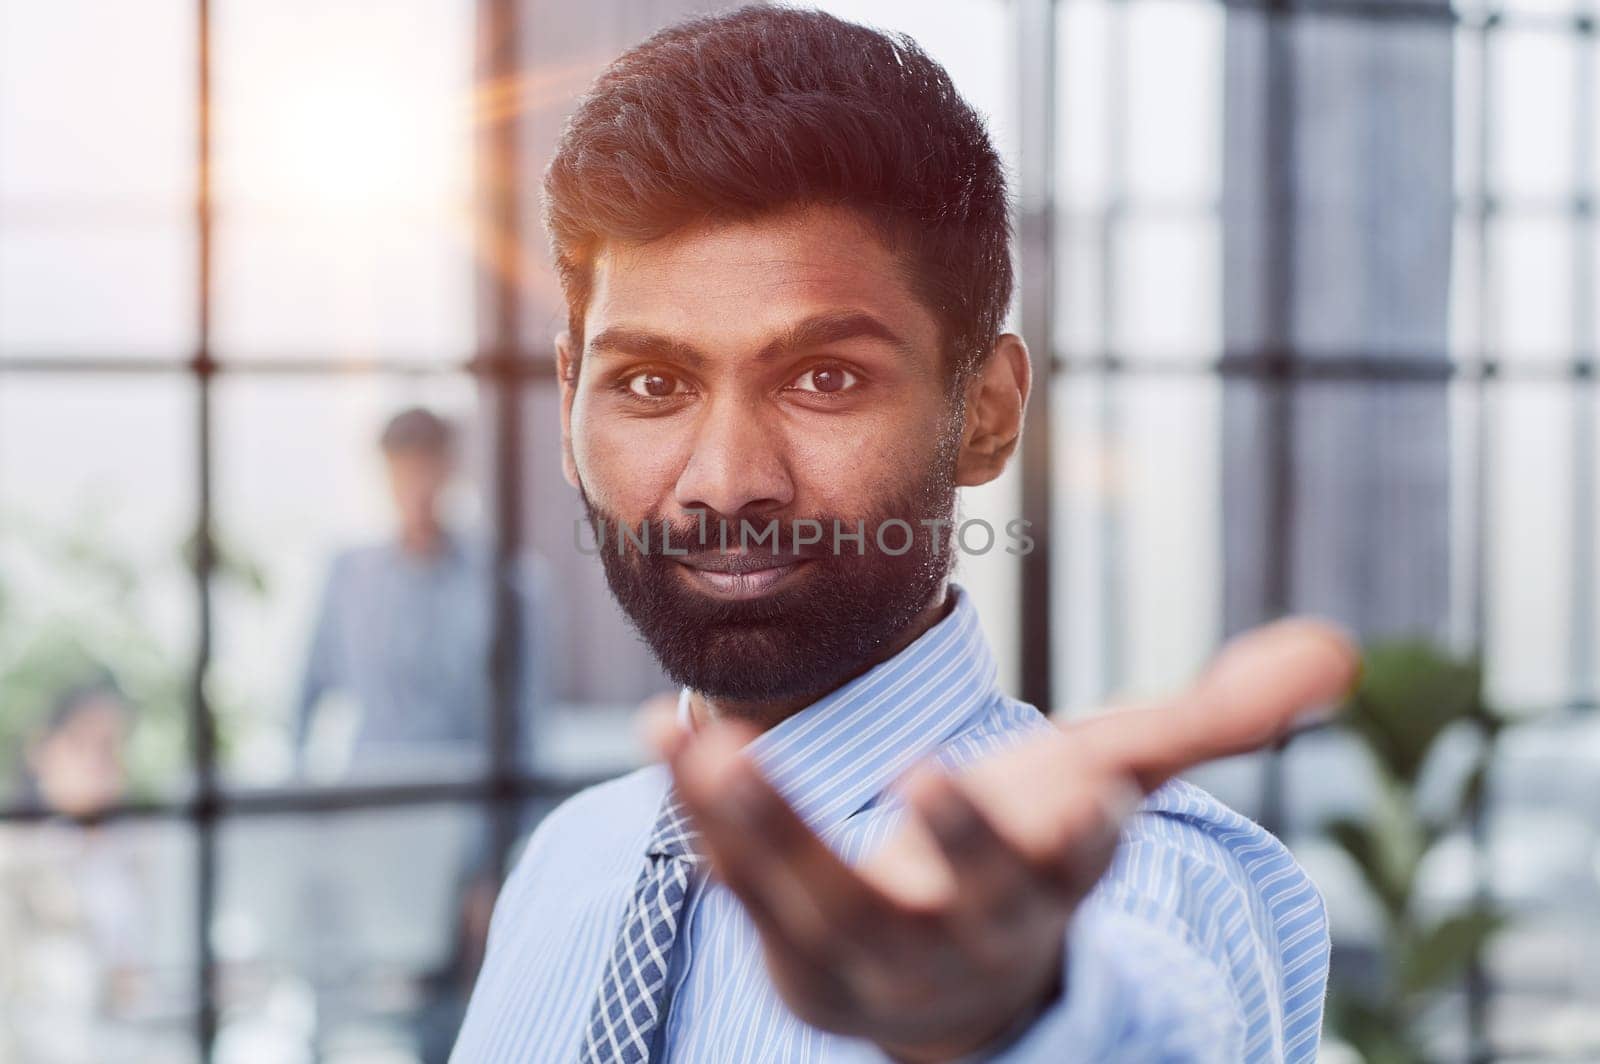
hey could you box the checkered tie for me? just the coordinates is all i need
[577,789,702,1063]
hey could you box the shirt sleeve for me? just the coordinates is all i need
[983,783,1330,1064]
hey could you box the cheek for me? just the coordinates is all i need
[569,393,686,517]
[786,404,951,512]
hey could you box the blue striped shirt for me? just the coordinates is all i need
[452,585,1329,1062]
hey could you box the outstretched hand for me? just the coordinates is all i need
[646,617,1359,1063]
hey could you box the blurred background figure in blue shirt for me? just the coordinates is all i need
[290,407,552,1061]
[294,406,549,781]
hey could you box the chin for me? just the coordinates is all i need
[661,626,841,703]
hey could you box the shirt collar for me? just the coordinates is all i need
[387,528,467,567]
[675,583,999,836]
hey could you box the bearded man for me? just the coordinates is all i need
[452,8,1356,1062]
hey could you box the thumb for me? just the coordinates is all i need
[1060,617,1359,792]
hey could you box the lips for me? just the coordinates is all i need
[673,551,812,599]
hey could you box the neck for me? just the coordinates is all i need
[686,582,953,734]
[399,521,445,557]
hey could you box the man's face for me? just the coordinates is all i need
[30,697,127,818]
[385,448,451,530]
[561,206,967,703]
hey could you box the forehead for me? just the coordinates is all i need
[582,205,940,355]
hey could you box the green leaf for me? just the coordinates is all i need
[1326,992,1425,1064]
[1396,907,1504,997]
[1325,771,1427,920]
[1344,641,1487,783]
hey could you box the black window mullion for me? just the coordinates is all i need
[479,0,529,888]
[1099,0,1130,699]
[1465,11,1499,1062]
[1568,5,1597,710]
[1018,0,1057,711]
[1255,0,1298,841]
[191,0,220,1058]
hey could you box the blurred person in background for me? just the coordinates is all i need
[295,405,550,778]
[0,680,161,1063]
[293,407,550,1061]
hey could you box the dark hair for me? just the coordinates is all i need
[380,407,454,456]
[544,5,1013,384]
[42,678,126,738]
[11,677,126,808]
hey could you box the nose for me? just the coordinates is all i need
[673,396,795,519]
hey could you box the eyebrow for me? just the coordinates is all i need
[585,311,915,368]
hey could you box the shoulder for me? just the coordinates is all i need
[547,761,668,832]
[1135,778,1316,893]
[930,695,1054,770]
[326,544,388,582]
[1105,779,1328,960]
[500,763,669,898]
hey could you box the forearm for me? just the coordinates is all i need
[991,799,1330,1064]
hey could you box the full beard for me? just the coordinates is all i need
[579,464,959,704]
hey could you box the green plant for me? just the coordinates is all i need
[0,502,265,802]
[1324,640,1508,1064]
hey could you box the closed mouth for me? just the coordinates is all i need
[673,553,812,598]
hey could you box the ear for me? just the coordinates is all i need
[556,331,581,489]
[954,333,1031,487]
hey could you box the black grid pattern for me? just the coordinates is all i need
[1038,0,1597,1060]
[0,2,585,1058]
[0,1,1593,1061]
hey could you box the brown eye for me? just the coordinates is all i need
[626,371,680,398]
[792,365,858,395]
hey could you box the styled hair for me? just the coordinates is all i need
[379,406,454,456]
[544,5,1013,383]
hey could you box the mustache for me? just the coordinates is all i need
[584,510,866,560]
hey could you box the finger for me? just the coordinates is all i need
[901,767,1037,930]
[1062,616,1359,792]
[638,700,689,763]
[668,723,901,970]
[1046,772,1137,902]
[910,760,1137,904]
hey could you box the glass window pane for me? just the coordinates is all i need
[807,0,1016,166]
[1056,0,1113,212]
[1291,378,1455,640]
[1125,0,1223,206]
[1054,216,1108,362]
[0,225,197,359]
[210,375,499,786]
[0,819,197,1062]
[1289,15,1455,360]
[1450,214,1486,362]
[0,0,196,357]
[1050,375,1221,710]
[211,0,475,362]
[1492,213,1576,362]
[0,0,193,206]
[1487,381,1574,710]
[1454,25,1484,208]
[213,804,496,1064]
[1484,714,1600,1057]
[212,218,475,363]
[1116,377,1222,694]
[1051,374,1116,711]
[1491,28,1579,204]
[0,375,195,803]
[1113,216,1221,361]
